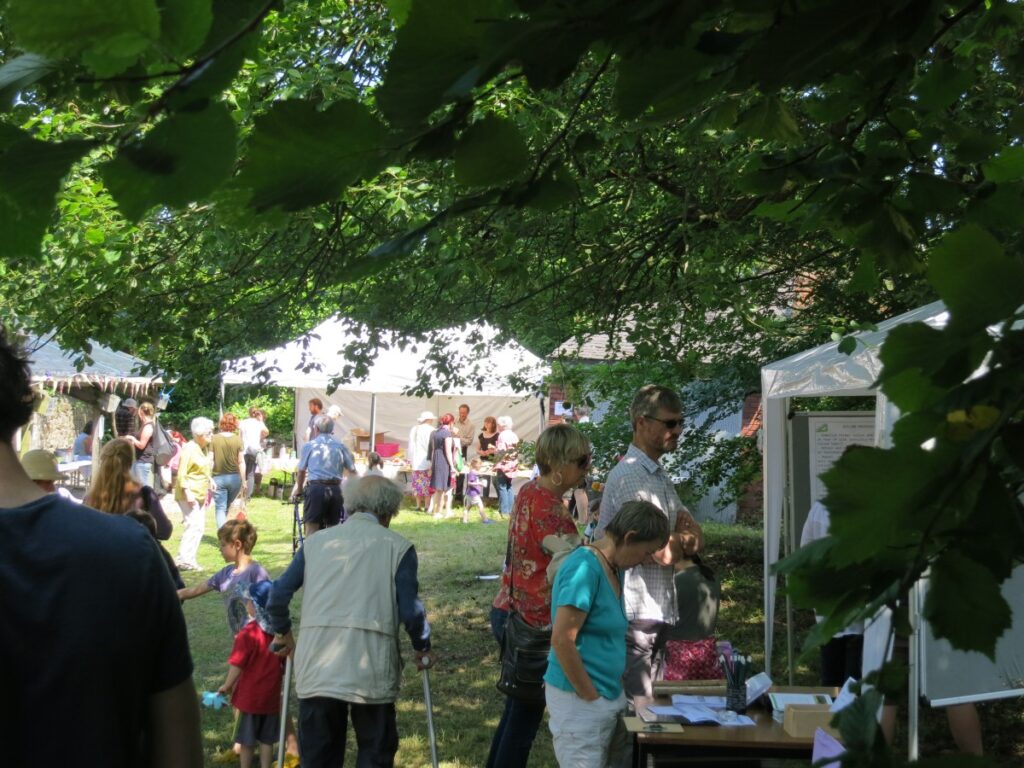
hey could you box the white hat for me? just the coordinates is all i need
[417,411,436,422]
[21,450,63,482]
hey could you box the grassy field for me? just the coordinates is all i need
[170,496,1023,767]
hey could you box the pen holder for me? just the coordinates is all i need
[726,683,747,714]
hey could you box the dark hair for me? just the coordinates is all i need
[0,329,34,441]
[629,384,683,427]
[604,500,671,546]
[309,397,323,410]
[218,519,258,554]
[368,451,383,469]
[459,403,470,412]
[439,412,455,426]
[82,420,94,436]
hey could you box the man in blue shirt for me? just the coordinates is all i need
[292,414,356,534]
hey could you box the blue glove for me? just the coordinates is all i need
[201,691,230,710]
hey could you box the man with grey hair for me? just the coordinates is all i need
[596,384,704,701]
[292,414,356,534]
[268,475,434,767]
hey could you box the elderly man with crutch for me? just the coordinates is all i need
[291,414,356,536]
[268,475,436,767]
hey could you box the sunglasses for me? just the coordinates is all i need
[575,453,592,469]
[646,415,683,430]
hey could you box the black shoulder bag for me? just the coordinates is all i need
[496,506,551,702]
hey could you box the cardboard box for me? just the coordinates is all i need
[782,704,841,739]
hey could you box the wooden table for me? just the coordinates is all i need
[629,684,836,767]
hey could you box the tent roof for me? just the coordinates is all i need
[26,333,163,387]
[221,317,550,395]
[760,300,949,401]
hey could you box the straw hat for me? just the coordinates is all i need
[21,449,63,482]
[417,411,436,422]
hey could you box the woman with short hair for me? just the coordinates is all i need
[486,424,590,768]
[545,500,671,767]
[175,416,215,571]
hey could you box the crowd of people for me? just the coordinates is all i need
[1,321,986,767]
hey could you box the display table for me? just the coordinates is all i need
[630,684,838,767]
[57,460,91,488]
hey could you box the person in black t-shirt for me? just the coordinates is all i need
[0,328,202,768]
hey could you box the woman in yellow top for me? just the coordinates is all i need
[175,416,215,571]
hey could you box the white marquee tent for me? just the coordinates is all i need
[759,300,951,672]
[221,317,550,452]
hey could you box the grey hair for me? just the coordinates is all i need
[496,415,514,429]
[628,385,683,428]
[345,475,403,521]
[603,500,671,546]
[190,416,215,437]
[314,415,335,434]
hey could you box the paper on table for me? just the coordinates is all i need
[648,704,754,727]
[768,692,833,711]
[829,676,857,712]
[812,727,845,767]
[671,694,728,708]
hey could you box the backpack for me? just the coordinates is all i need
[151,418,176,467]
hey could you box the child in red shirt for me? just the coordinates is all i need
[217,580,284,768]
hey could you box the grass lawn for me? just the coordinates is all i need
[169,496,1023,767]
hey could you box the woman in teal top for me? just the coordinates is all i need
[545,500,670,767]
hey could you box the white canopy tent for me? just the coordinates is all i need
[220,318,550,452]
[759,300,950,672]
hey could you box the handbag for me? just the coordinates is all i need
[495,509,551,702]
[667,555,721,641]
[227,495,248,522]
[496,610,551,702]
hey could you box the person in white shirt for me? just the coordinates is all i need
[238,407,269,498]
[407,412,435,511]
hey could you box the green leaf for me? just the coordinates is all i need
[848,252,876,294]
[386,0,412,26]
[100,101,237,221]
[965,183,1024,230]
[0,134,94,258]
[924,551,1011,658]
[376,0,511,127]
[982,146,1024,183]
[906,172,962,214]
[7,0,161,78]
[0,54,57,107]
[84,228,106,245]
[880,368,944,412]
[520,163,579,211]
[928,224,1024,328]
[878,321,947,382]
[237,100,389,212]
[736,96,803,145]
[453,115,529,188]
[157,0,213,59]
[914,57,973,111]
[751,199,804,222]
[614,44,713,120]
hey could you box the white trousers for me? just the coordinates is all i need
[176,499,207,567]
[545,684,632,768]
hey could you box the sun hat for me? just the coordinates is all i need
[122,398,139,409]
[417,411,436,422]
[21,449,63,482]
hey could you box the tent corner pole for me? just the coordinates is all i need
[218,377,225,420]
[368,393,378,452]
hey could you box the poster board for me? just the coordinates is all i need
[918,564,1024,706]
[789,412,875,550]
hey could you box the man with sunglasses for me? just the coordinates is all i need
[595,384,705,702]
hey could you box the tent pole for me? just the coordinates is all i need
[909,580,920,760]
[218,377,225,420]
[784,403,796,685]
[369,393,377,452]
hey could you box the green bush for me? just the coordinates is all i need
[162,388,295,441]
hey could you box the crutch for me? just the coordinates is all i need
[422,657,440,768]
[275,652,293,768]
[285,494,304,553]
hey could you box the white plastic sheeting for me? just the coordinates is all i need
[760,301,949,672]
[221,317,550,450]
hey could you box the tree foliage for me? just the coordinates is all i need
[1,1,1024,761]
